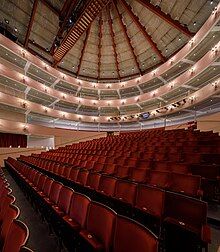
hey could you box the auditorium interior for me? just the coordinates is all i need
[0,0,220,251]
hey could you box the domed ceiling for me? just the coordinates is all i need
[0,0,217,82]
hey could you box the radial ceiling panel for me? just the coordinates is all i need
[1,0,217,81]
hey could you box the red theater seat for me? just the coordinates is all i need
[97,175,117,197]
[52,186,74,216]
[0,204,20,248]
[63,192,91,231]
[134,184,165,234]
[170,173,202,198]
[43,181,63,206]
[76,170,89,186]
[130,168,149,183]
[79,202,116,252]
[113,180,137,206]
[85,173,101,190]
[2,220,29,252]
[68,168,79,183]
[148,170,171,189]
[113,215,158,252]
[164,191,210,252]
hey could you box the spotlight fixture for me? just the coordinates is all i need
[14,27,18,32]
[4,19,9,24]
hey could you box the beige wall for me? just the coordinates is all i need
[0,148,45,167]
[55,131,106,147]
[197,112,220,133]
[0,109,25,123]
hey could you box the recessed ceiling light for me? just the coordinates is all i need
[193,21,197,26]
[178,37,181,41]
[4,19,9,24]
[14,58,16,61]
[210,0,213,4]
[46,48,49,52]
[14,27,18,32]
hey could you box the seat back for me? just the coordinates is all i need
[93,163,104,172]
[86,202,116,252]
[0,204,20,244]
[42,177,53,197]
[103,164,116,175]
[36,174,46,191]
[170,173,201,197]
[115,166,130,178]
[68,168,79,182]
[114,180,137,205]
[62,166,71,178]
[57,186,74,213]
[76,170,89,185]
[164,191,207,232]
[148,171,171,189]
[135,185,165,218]
[98,176,117,196]
[2,220,29,252]
[130,169,148,183]
[86,173,101,190]
[49,181,63,204]
[33,172,41,186]
[69,192,91,228]
[113,215,158,252]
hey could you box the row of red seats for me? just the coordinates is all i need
[5,158,159,252]
[0,167,31,252]
[6,158,211,252]
[20,156,203,198]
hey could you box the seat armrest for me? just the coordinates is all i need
[201,224,211,244]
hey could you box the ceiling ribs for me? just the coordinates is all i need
[113,0,142,75]
[24,0,39,48]
[29,39,50,54]
[97,13,103,79]
[120,0,165,62]
[52,0,110,67]
[50,0,78,54]
[40,0,60,16]
[76,25,91,76]
[107,6,121,79]
[135,0,194,37]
